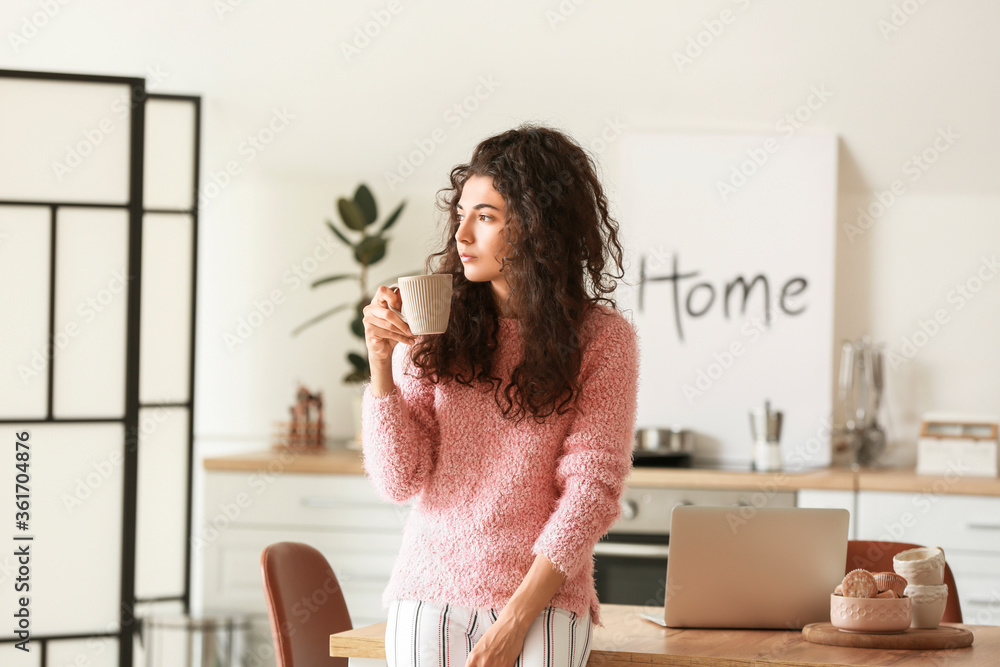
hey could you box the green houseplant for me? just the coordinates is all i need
[292,183,421,385]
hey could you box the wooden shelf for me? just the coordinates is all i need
[203,448,1000,496]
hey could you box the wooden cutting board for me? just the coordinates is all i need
[803,622,974,650]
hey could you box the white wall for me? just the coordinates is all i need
[3,0,998,466]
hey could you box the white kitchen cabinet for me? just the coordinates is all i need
[796,489,857,540]
[200,470,406,667]
[856,490,1000,626]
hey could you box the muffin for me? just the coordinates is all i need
[873,571,907,597]
[841,569,878,598]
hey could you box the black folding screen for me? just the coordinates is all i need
[0,69,200,667]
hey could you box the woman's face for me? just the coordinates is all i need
[455,174,512,306]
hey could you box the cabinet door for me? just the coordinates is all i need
[946,551,1000,626]
[856,490,1000,626]
[200,471,410,533]
[856,491,1000,552]
[797,490,856,540]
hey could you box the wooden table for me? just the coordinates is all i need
[330,603,997,667]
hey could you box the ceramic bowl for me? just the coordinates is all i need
[904,583,949,629]
[893,546,945,585]
[830,594,912,633]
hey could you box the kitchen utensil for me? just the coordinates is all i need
[634,427,694,454]
[750,399,782,471]
[836,337,889,468]
[865,346,887,462]
[632,427,694,467]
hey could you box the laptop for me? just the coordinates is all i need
[658,506,849,629]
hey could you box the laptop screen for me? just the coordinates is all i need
[663,506,849,629]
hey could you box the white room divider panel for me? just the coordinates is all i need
[139,213,194,404]
[0,206,50,419]
[0,78,130,204]
[52,207,130,418]
[0,70,200,667]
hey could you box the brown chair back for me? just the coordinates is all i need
[846,540,962,623]
[261,542,353,667]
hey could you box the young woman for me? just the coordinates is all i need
[360,124,640,667]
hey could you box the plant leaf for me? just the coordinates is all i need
[351,300,367,337]
[311,273,359,288]
[354,236,387,265]
[338,197,367,232]
[354,184,377,226]
[351,314,365,338]
[347,352,367,370]
[326,219,354,247]
[290,303,353,337]
[379,201,406,234]
[343,368,369,384]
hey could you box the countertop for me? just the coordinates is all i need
[330,603,997,667]
[203,447,1000,496]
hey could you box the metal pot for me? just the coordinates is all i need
[634,427,695,454]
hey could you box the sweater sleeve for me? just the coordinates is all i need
[360,342,439,504]
[531,314,640,579]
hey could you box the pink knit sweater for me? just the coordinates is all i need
[360,304,640,628]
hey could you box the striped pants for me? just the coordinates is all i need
[385,599,594,667]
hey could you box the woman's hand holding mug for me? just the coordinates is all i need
[363,285,416,364]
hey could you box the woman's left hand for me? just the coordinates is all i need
[466,614,527,667]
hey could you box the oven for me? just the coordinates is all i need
[593,485,796,606]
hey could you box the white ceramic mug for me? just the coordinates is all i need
[386,274,453,335]
[893,546,945,585]
[904,583,948,629]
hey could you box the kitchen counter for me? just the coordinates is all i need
[203,445,366,475]
[202,447,1000,496]
[330,603,997,667]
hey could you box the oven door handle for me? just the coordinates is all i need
[593,542,670,559]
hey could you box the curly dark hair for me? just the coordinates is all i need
[408,123,627,425]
